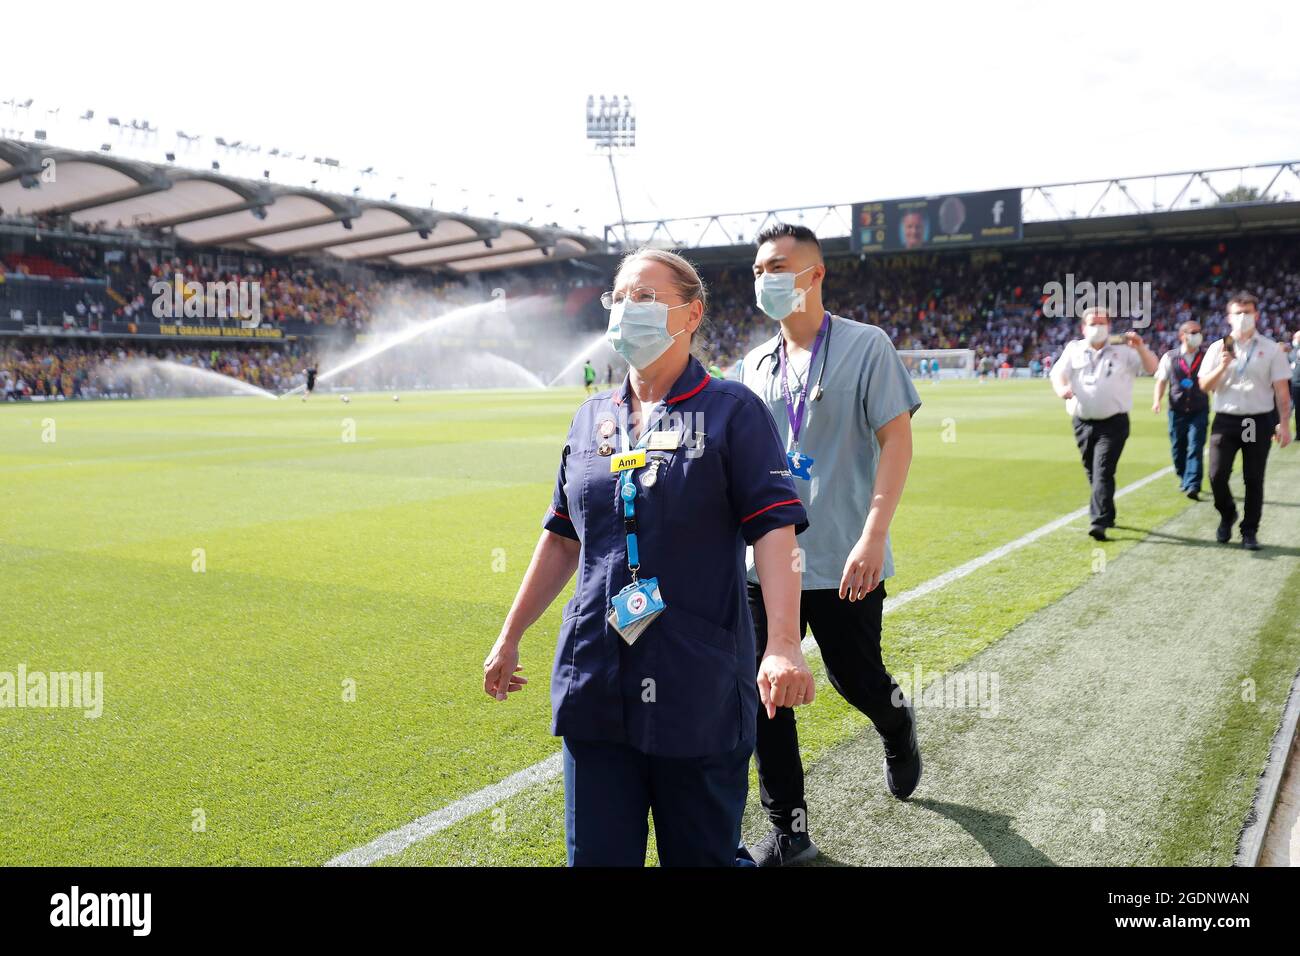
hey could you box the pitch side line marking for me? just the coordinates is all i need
[326,465,1174,866]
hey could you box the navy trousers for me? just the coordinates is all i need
[562,736,751,867]
[1168,408,1208,493]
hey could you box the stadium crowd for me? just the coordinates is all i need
[699,235,1300,370]
[0,342,312,400]
[4,232,1300,399]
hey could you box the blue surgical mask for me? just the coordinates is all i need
[606,300,688,368]
[755,266,815,321]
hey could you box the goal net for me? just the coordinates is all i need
[897,348,976,379]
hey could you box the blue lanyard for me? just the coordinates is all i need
[616,402,668,580]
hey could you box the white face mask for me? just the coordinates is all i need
[1084,323,1109,346]
[1183,332,1203,350]
[1229,312,1256,337]
[755,265,815,321]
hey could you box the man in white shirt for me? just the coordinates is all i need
[1198,292,1293,550]
[1050,307,1159,540]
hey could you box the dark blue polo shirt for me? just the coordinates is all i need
[542,356,808,758]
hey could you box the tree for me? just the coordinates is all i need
[1218,186,1264,205]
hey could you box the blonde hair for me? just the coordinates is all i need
[615,248,709,315]
[614,248,712,353]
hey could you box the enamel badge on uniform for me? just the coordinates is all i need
[598,441,613,456]
[598,419,615,439]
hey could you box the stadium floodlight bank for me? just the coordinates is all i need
[897,348,975,379]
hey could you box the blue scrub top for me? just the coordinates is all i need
[542,356,809,758]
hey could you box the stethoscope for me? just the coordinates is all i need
[757,313,833,402]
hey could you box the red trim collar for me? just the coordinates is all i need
[609,365,709,406]
[666,371,709,404]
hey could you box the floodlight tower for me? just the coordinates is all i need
[586,94,635,247]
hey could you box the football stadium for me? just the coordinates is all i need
[1,1,1299,936]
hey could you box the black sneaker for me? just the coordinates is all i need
[1185,489,1200,501]
[1088,526,1108,542]
[883,703,923,800]
[1242,533,1261,551]
[749,828,818,868]
[1216,521,1232,544]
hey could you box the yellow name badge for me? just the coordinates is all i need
[645,430,681,451]
[610,449,647,472]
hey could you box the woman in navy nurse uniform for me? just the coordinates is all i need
[483,249,815,867]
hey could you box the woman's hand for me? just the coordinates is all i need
[483,635,527,701]
[481,530,579,702]
[757,638,815,719]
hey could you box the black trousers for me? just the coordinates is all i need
[748,583,908,834]
[1072,413,1130,529]
[1209,412,1273,535]
[1292,383,1299,437]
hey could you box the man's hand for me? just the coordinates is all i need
[1276,423,1294,449]
[757,640,815,719]
[1151,400,1162,413]
[839,533,885,601]
[1124,331,1143,348]
[483,635,527,701]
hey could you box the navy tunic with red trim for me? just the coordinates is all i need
[542,356,808,758]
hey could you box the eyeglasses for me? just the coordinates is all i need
[600,287,659,310]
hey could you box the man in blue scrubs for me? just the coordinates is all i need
[737,224,923,866]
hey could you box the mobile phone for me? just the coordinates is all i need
[1223,334,1235,356]
[1108,333,1128,345]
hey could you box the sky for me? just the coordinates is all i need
[3,0,1299,240]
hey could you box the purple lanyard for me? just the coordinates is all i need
[778,312,829,449]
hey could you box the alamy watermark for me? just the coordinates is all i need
[151,273,261,328]
[1041,274,1151,328]
[894,663,999,718]
[0,665,103,718]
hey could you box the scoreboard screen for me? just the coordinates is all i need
[851,188,1021,253]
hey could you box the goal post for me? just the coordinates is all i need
[897,348,976,379]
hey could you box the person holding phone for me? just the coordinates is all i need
[482,248,814,867]
[1050,306,1159,540]
[1198,293,1294,550]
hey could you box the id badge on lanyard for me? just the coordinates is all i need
[779,313,828,480]
[606,404,668,645]
[1081,345,1106,387]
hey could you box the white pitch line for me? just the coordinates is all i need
[325,754,563,867]
[327,464,1174,866]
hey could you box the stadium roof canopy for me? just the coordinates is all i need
[0,138,603,274]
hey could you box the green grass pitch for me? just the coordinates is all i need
[1,379,1296,865]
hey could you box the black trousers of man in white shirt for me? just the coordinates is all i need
[1208,411,1274,535]
[1072,412,1130,530]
